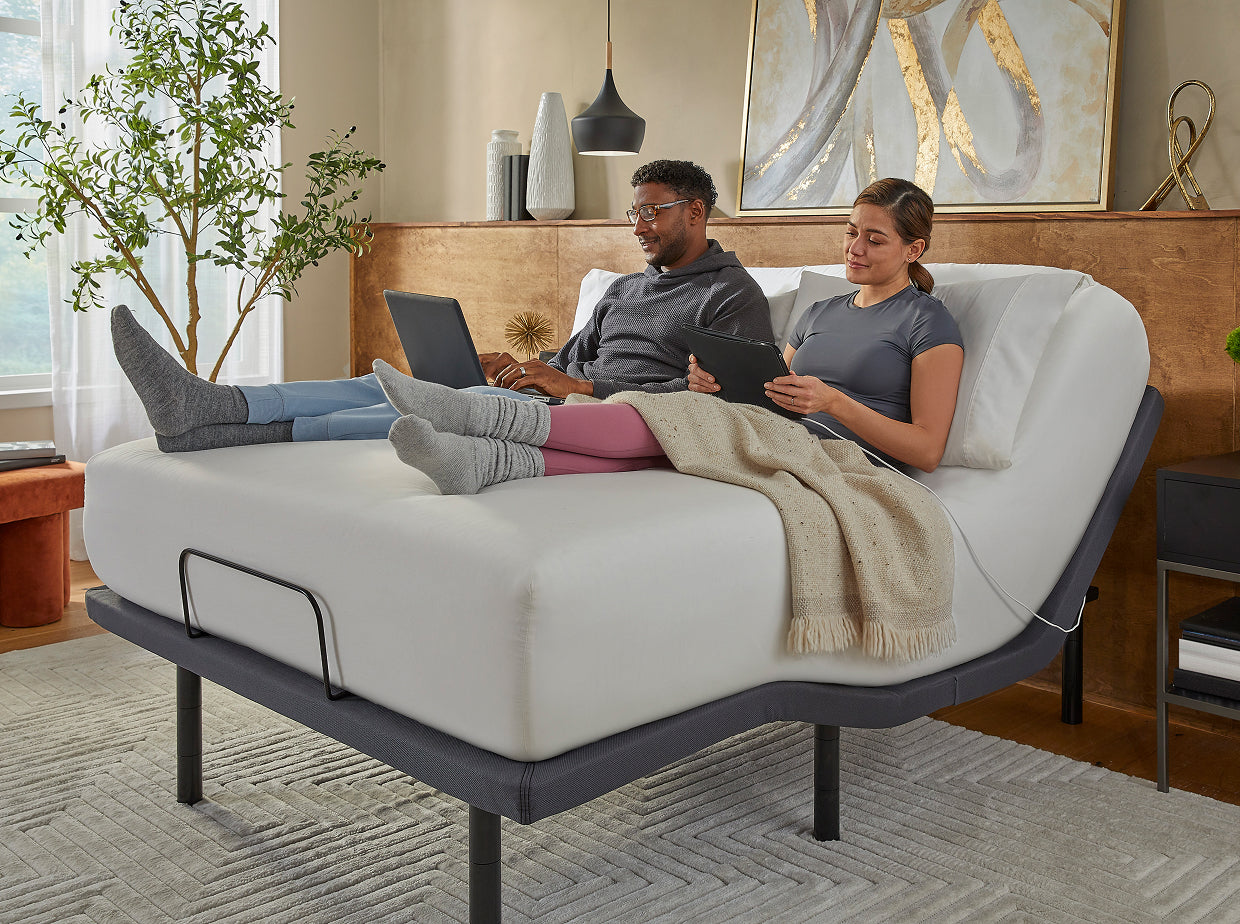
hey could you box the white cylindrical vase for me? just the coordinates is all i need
[486,129,521,221]
[526,92,575,220]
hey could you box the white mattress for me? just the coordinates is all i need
[84,274,1149,762]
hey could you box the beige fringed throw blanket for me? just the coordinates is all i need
[594,391,956,662]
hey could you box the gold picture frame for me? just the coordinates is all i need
[736,0,1126,215]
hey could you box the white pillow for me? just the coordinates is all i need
[927,263,1063,286]
[936,272,1086,468]
[572,269,623,335]
[744,266,806,338]
[785,269,1084,469]
[782,270,857,344]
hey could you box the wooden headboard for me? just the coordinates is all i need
[352,211,1240,724]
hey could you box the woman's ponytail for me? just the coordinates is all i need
[909,259,933,293]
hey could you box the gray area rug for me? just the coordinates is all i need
[2,635,1239,923]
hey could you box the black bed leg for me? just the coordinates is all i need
[1060,585,1095,725]
[813,724,840,841]
[1060,622,1084,725]
[468,805,502,923]
[176,667,203,804]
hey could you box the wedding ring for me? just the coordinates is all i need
[519,367,526,375]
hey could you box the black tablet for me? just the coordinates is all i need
[682,324,801,420]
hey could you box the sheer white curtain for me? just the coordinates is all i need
[42,0,283,557]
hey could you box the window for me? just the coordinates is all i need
[0,0,49,408]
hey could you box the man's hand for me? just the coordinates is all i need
[478,353,593,399]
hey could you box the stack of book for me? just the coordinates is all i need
[1175,596,1240,702]
[502,154,533,221]
[0,440,67,473]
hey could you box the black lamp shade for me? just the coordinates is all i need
[571,69,645,156]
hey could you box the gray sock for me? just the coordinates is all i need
[387,414,543,494]
[373,358,550,444]
[155,421,294,453]
[111,305,249,436]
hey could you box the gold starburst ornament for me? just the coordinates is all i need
[505,310,556,361]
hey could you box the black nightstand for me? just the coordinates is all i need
[1156,451,1240,791]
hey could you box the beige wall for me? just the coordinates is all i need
[381,0,1240,219]
[279,0,382,383]
[380,0,757,221]
[1113,0,1240,210]
[0,406,53,443]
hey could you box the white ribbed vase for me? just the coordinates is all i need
[485,129,521,221]
[526,92,575,220]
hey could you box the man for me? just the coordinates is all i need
[112,159,774,451]
[479,158,773,399]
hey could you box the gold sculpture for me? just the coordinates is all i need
[505,310,556,361]
[1142,80,1215,210]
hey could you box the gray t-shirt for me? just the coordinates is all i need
[786,285,962,459]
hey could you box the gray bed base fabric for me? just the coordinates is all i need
[84,387,1162,826]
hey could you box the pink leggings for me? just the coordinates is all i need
[540,403,669,476]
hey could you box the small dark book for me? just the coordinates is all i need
[1180,597,1240,652]
[504,154,532,221]
[1174,667,1240,703]
[682,324,800,420]
[0,453,67,473]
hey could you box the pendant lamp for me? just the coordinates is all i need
[571,0,645,156]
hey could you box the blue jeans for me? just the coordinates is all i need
[240,375,541,441]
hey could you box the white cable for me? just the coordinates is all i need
[799,416,1085,635]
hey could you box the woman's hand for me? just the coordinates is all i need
[764,373,836,416]
[687,354,720,393]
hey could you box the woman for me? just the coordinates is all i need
[376,178,964,494]
[698,177,964,472]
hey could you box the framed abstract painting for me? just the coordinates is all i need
[736,0,1125,214]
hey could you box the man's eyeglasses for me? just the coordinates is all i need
[626,199,690,224]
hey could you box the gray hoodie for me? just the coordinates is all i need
[551,240,774,399]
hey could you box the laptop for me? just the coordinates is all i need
[382,289,562,402]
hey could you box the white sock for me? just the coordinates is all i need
[373,359,550,444]
[387,414,544,494]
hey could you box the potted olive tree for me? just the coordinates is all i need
[0,0,383,381]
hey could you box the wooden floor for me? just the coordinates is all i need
[934,683,1240,806]
[4,561,1239,807]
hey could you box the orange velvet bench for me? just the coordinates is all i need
[0,461,86,628]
